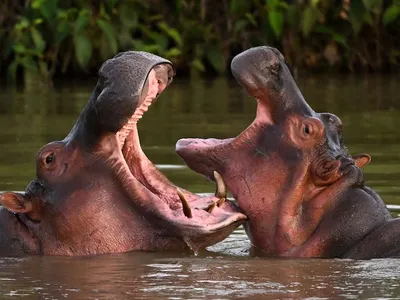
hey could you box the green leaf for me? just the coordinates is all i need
[132,40,161,53]
[33,18,43,25]
[205,46,225,73]
[383,5,400,26]
[38,0,58,22]
[75,10,91,34]
[314,25,348,47]
[31,27,46,52]
[158,22,183,47]
[13,44,27,54]
[99,3,110,20]
[165,48,182,58]
[268,10,284,38]
[245,13,257,26]
[73,34,92,68]
[332,33,348,47]
[56,22,71,44]
[15,18,30,31]
[191,59,205,72]
[97,19,118,54]
[302,6,318,37]
[32,0,46,9]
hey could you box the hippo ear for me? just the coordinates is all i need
[353,154,371,168]
[0,192,42,221]
[0,192,32,213]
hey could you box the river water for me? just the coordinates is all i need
[0,74,399,299]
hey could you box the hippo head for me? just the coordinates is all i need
[0,51,246,256]
[176,47,371,255]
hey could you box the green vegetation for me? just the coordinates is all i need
[1,0,399,84]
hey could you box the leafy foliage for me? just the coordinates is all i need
[1,0,399,84]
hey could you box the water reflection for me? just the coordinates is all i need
[0,245,399,299]
[0,74,400,298]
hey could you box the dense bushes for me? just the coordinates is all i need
[1,0,399,84]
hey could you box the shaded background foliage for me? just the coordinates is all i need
[0,0,399,85]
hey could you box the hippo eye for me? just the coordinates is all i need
[304,124,311,135]
[45,153,54,164]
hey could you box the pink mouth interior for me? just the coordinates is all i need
[117,69,162,148]
[113,66,199,209]
[112,65,241,211]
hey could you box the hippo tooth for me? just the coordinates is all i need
[214,171,227,199]
[206,202,216,213]
[216,197,225,207]
[176,188,192,218]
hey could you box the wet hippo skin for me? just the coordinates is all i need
[0,51,246,256]
[176,46,399,259]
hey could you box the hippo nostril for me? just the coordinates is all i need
[176,139,194,149]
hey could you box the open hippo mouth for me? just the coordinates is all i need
[66,51,247,252]
[116,64,239,216]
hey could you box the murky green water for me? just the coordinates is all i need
[0,74,399,298]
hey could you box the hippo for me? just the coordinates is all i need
[176,46,400,259]
[0,51,246,256]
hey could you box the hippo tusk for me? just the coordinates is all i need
[216,197,225,207]
[206,202,217,213]
[177,188,192,218]
[214,171,227,199]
